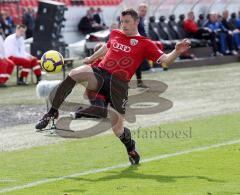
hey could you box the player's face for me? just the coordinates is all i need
[223,11,229,19]
[188,12,194,20]
[209,14,217,22]
[120,15,139,36]
[138,6,147,18]
[16,28,26,38]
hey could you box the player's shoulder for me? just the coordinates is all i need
[108,29,122,40]
[139,36,156,45]
[4,34,15,41]
[0,35,4,42]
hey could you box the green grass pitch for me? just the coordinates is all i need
[1,112,240,195]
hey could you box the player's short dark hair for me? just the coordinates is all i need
[121,8,139,21]
[16,24,27,30]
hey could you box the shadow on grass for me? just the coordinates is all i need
[63,188,87,194]
[64,165,224,193]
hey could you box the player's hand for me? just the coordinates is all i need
[83,57,94,64]
[175,39,191,54]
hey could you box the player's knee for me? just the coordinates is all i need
[68,68,78,78]
[69,65,92,79]
[111,119,124,136]
[112,126,124,136]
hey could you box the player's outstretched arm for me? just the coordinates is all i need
[159,39,191,66]
[83,43,108,64]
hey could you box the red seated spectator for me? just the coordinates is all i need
[4,24,42,85]
[183,11,219,56]
[0,34,15,87]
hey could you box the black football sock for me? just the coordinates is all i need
[119,127,134,152]
[48,107,58,115]
[50,76,76,110]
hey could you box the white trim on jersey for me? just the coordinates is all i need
[20,68,31,73]
[32,65,41,71]
[0,74,10,78]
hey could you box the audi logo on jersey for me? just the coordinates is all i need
[112,41,131,52]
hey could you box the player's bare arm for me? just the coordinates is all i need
[83,43,108,64]
[159,39,191,65]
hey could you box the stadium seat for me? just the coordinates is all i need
[84,0,93,6]
[148,16,160,41]
[101,0,105,5]
[168,14,184,39]
[105,0,111,5]
[157,16,174,40]
[148,16,174,50]
[64,0,72,5]
[95,0,102,5]
[197,14,205,28]
[30,0,38,6]
[20,0,27,6]
[147,16,174,50]
[113,0,120,4]
[178,14,185,29]
[100,0,107,5]
[229,13,237,29]
[72,0,84,5]
[89,0,94,6]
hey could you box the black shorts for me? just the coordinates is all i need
[92,67,128,114]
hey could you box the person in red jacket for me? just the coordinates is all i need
[0,34,14,87]
[184,11,220,56]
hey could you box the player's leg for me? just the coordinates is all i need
[226,32,237,55]
[135,65,142,86]
[0,58,15,87]
[218,32,228,54]
[69,66,108,119]
[30,57,42,83]
[85,89,105,105]
[1,59,15,86]
[72,90,108,119]
[109,109,140,165]
[8,56,32,85]
[209,31,219,55]
[109,76,140,164]
[35,65,99,129]
[5,58,15,76]
[0,59,8,87]
[233,30,240,50]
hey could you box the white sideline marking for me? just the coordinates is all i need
[0,179,15,183]
[0,139,240,194]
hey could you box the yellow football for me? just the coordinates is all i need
[40,50,64,73]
